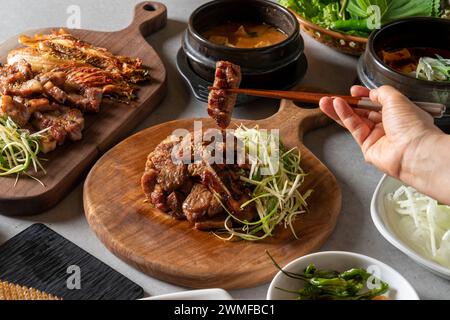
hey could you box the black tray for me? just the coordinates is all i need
[0,223,143,300]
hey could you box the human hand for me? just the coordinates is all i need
[319,85,443,179]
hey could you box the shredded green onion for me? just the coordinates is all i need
[0,116,47,184]
[215,125,313,241]
[416,55,450,82]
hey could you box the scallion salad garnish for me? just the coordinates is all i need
[217,125,312,241]
[0,116,47,184]
[416,55,450,82]
[387,186,450,268]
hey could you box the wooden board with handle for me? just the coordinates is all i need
[0,2,168,216]
[84,100,342,289]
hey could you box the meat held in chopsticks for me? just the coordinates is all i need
[207,61,241,129]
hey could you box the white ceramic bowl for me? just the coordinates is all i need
[140,289,233,300]
[371,174,450,279]
[267,251,419,300]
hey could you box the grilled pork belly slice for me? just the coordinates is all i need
[207,61,242,129]
[54,64,136,100]
[0,95,31,127]
[32,106,85,152]
[0,95,60,128]
[4,79,43,97]
[0,60,37,96]
[38,65,132,112]
[43,81,68,104]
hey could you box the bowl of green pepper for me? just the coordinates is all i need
[266,251,419,300]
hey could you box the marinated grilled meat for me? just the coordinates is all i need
[166,191,186,219]
[207,61,241,129]
[141,131,255,230]
[182,183,223,223]
[147,135,188,192]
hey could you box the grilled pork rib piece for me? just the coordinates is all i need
[182,183,223,223]
[207,61,242,129]
[141,131,255,230]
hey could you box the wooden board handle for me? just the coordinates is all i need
[118,1,167,38]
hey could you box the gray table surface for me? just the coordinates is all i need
[0,0,448,300]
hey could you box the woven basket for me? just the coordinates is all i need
[291,10,368,56]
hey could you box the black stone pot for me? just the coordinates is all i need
[180,0,307,97]
[357,17,450,129]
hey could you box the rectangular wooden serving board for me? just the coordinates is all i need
[0,2,168,216]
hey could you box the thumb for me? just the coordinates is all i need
[369,85,431,120]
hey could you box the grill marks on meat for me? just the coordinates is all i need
[0,95,31,127]
[53,64,136,101]
[141,132,255,230]
[0,59,40,97]
[32,106,84,151]
[36,66,115,113]
[0,61,86,152]
[207,61,241,129]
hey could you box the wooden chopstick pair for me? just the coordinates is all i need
[208,87,447,118]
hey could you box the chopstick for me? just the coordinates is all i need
[207,87,447,118]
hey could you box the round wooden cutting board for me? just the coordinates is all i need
[83,100,342,289]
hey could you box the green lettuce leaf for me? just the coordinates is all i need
[347,0,441,24]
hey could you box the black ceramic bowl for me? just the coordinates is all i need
[357,17,450,127]
[180,0,307,97]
